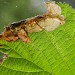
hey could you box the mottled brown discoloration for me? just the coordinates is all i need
[10,20,26,28]
[0,1,65,43]
[0,54,8,64]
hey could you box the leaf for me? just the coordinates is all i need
[0,3,75,75]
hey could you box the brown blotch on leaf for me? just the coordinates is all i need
[0,1,65,43]
[17,29,31,43]
[10,20,26,29]
[0,35,2,39]
[0,54,8,64]
[0,28,18,42]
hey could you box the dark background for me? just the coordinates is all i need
[0,0,75,59]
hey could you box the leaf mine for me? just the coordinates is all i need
[0,1,65,43]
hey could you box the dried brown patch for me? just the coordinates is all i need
[0,1,65,43]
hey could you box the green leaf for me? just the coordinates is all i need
[0,3,75,75]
